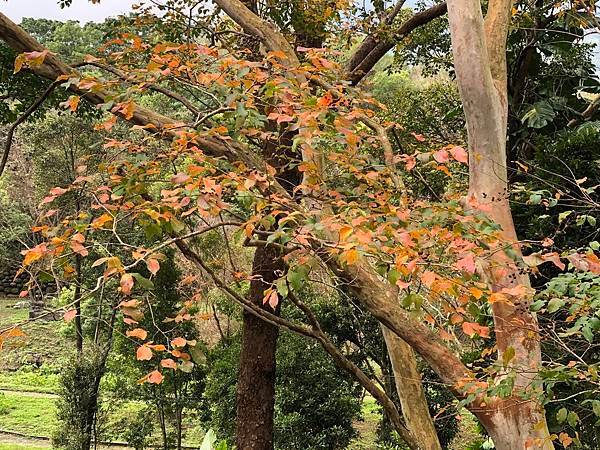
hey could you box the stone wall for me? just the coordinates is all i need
[0,265,28,297]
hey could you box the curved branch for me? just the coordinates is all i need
[346,3,448,85]
[71,61,202,116]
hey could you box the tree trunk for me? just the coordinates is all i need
[382,326,441,450]
[446,0,553,447]
[74,253,83,353]
[235,245,282,450]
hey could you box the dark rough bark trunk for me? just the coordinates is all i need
[235,245,283,450]
[74,254,83,353]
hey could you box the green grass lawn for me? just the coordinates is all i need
[0,371,59,394]
[0,392,57,437]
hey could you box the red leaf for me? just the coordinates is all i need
[147,259,160,276]
[411,132,425,142]
[64,309,77,322]
[433,149,450,163]
[449,146,468,164]
[455,254,476,274]
[171,173,191,184]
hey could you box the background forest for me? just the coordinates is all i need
[0,0,599,449]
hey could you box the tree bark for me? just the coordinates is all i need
[381,326,441,450]
[446,0,553,447]
[236,245,282,450]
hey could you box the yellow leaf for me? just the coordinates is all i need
[341,248,360,265]
[339,225,352,242]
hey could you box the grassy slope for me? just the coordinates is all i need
[0,392,57,437]
[0,298,73,372]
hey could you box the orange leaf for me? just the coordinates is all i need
[171,337,187,348]
[469,287,484,299]
[147,370,164,384]
[61,95,80,112]
[341,248,360,265]
[160,358,177,369]
[126,328,148,340]
[462,322,490,338]
[120,273,134,295]
[136,345,153,361]
[339,226,352,242]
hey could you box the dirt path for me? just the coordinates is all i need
[0,429,50,447]
[0,430,133,449]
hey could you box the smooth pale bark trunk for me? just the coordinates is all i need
[381,326,442,450]
[446,0,553,447]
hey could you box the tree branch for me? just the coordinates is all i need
[346,3,448,85]
[71,61,202,117]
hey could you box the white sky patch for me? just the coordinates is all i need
[0,0,138,24]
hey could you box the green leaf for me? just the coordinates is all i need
[521,101,556,128]
[200,429,217,450]
[170,218,186,233]
[547,298,564,313]
[276,278,289,298]
[528,194,542,205]
[557,407,568,424]
[558,211,573,223]
[402,293,424,310]
[387,268,401,286]
[131,273,154,290]
[591,400,600,417]
[567,411,579,428]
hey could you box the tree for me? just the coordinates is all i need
[1,2,599,450]
[445,0,553,446]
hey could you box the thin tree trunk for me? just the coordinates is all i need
[74,253,83,353]
[381,326,441,450]
[235,245,282,450]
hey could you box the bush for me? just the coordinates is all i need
[52,348,107,450]
[204,332,362,449]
